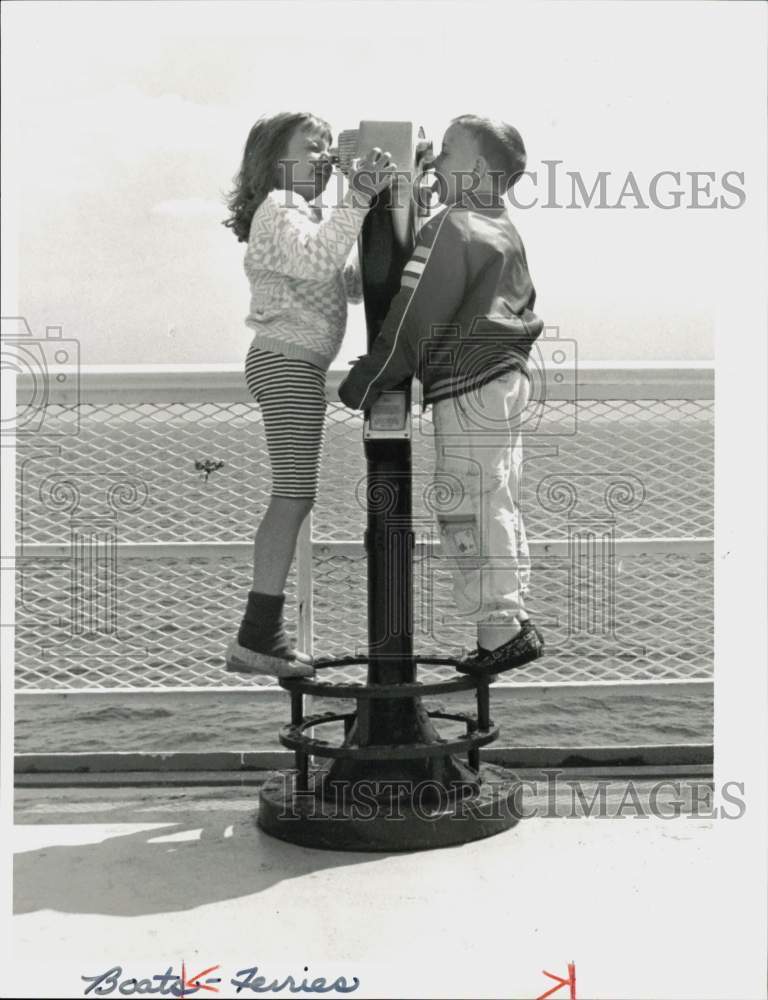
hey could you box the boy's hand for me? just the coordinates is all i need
[336,375,353,408]
[348,148,398,206]
[337,364,369,410]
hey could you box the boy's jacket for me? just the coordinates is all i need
[338,199,544,410]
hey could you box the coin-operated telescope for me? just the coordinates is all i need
[330,121,434,233]
[258,123,520,851]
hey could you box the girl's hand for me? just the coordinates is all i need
[348,148,398,206]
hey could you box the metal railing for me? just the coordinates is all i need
[14,363,713,706]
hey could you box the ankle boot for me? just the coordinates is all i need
[226,591,313,678]
[237,591,312,664]
[238,591,289,656]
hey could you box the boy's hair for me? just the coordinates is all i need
[451,114,527,191]
[223,111,332,243]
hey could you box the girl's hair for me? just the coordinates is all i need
[223,111,333,243]
[451,114,527,191]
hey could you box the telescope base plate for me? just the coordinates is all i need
[257,763,520,852]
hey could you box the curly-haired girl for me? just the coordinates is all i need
[222,111,395,678]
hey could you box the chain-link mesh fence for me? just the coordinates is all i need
[15,384,713,690]
[16,397,712,544]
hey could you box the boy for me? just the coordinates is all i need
[338,115,544,674]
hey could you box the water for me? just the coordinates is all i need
[15,683,712,754]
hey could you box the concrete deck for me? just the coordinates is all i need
[10,774,751,1000]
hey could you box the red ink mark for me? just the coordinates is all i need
[185,963,222,993]
[180,960,221,995]
[536,961,576,1000]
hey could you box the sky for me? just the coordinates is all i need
[1,0,764,366]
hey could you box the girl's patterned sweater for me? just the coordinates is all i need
[244,188,368,370]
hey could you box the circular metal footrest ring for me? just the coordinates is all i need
[279,709,498,761]
[281,675,490,699]
[287,654,467,672]
[280,655,497,699]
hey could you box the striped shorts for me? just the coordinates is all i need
[244,346,327,501]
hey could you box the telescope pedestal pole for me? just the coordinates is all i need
[319,435,480,798]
